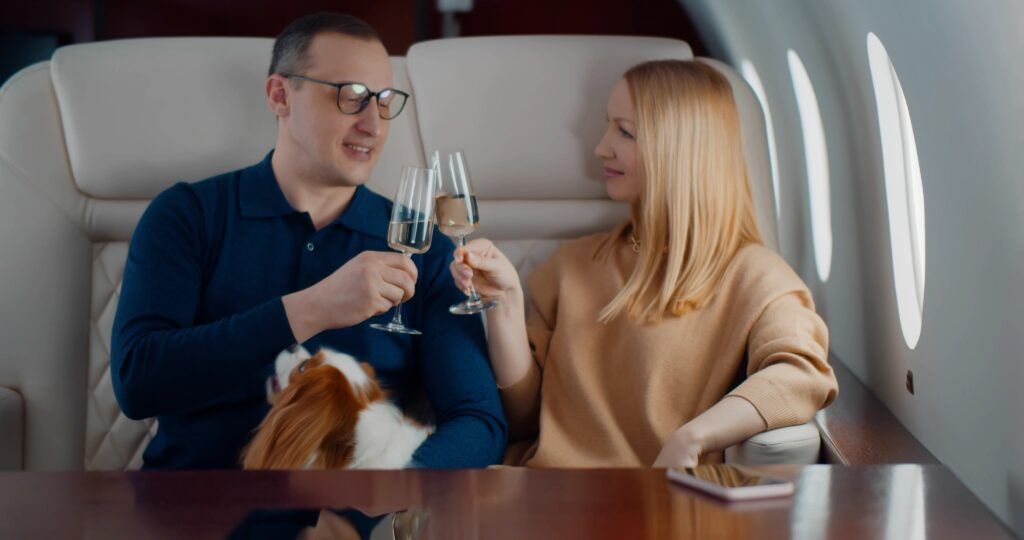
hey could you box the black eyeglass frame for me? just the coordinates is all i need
[281,73,410,120]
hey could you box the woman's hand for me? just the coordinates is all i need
[450,238,522,303]
[653,397,767,469]
[653,427,705,469]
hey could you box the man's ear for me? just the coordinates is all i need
[266,74,290,117]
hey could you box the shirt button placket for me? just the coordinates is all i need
[300,239,317,289]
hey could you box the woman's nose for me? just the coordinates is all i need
[594,131,613,159]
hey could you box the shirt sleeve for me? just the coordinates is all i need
[727,290,839,429]
[408,235,508,468]
[110,184,297,420]
[498,254,559,443]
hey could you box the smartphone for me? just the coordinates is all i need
[666,464,794,501]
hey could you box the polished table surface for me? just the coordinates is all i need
[0,465,1014,539]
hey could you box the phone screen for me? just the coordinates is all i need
[673,464,786,488]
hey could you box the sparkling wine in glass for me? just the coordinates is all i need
[433,150,499,315]
[370,166,436,335]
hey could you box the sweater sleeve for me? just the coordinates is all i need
[498,255,559,442]
[727,289,839,429]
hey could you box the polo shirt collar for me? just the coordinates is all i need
[238,151,298,218]
[335,184,390,240]
[239,150,389,240]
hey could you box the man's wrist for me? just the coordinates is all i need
[283,286,325,343]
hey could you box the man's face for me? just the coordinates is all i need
[276,33,394,187]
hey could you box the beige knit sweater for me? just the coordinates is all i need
[500,221,838,467]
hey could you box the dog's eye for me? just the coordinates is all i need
[297,360,309,373]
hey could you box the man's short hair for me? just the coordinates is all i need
[269,12,382,77]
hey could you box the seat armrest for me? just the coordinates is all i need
[0,387,23,470]
[725,421,820,465]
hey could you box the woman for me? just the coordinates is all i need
[451,60,838,469]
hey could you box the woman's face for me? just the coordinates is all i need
[595,78,641,204]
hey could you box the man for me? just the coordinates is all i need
[110,12,507,470]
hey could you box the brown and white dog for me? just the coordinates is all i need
[241,346,433,470]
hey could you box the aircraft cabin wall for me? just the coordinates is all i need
[682,0,1024,533]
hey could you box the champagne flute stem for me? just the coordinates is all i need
[390,252,414,326]
[390,300,405,326]
[459,236,484,302]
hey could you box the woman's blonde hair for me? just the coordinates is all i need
[599,60,763,323]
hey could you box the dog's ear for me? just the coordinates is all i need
[360,362,377,379]
[356,362,385,404]
[241,367,362,470]
[264,376,278,406]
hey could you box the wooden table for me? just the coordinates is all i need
[0,465,1014,539]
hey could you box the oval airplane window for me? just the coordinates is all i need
[787,50,832,282]
[867,32,926,349]
[740,60,781,221]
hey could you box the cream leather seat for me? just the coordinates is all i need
[0,36,814,471]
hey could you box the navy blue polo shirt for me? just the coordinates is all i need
[110,151,507,470]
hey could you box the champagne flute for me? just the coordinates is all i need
[432,150,499,315]
[370,166,436,335]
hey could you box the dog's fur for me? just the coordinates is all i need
[241,346,433,470]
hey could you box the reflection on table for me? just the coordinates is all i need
[0,465,1013,539]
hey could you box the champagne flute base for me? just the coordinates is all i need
[370,322,422,335]
[449,297,499,315]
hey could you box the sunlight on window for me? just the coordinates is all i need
[867,32,926,349]
[740,60,781,221]
[787,50,832,282]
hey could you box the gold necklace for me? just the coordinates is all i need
[629,233,668,253]
[629,233,642,253]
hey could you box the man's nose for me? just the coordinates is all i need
[354,99,382,137]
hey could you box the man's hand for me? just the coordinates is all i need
[284,251,418,342]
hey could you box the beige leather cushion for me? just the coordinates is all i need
[725,421,821,465]
[51,37,424,201]
[51,38,277,199]
[405,36,692,201]
[0,64,92,470]
[0,64,154,470]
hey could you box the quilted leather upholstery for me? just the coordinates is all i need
[85,242,157,470]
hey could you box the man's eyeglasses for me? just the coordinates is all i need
[281,74,410,120]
